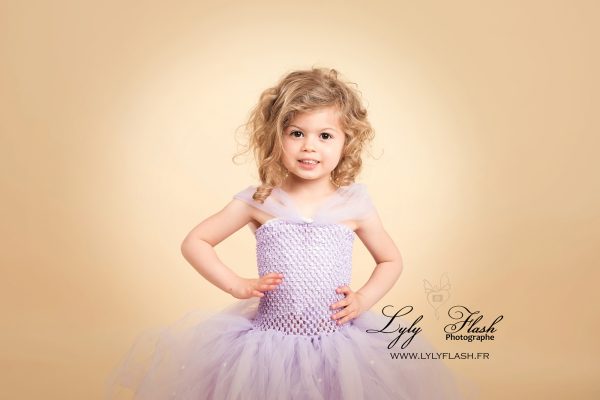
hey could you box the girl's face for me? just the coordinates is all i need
[281,106,346,187]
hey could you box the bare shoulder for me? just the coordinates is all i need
[355,208,402,263]
[182,198,256,247]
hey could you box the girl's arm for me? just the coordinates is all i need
[353,209,404,311]
[181,199,281,298]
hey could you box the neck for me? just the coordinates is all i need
[281,176,338,198]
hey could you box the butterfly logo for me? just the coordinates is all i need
[423,272,451,320]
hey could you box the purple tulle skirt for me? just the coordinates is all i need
[105,298,479,399]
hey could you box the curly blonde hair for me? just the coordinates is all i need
[233,67,375,203]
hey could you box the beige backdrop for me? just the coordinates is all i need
[1,0,598,399]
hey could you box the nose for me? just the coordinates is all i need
[302,134,317,151]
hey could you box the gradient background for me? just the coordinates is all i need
[1,0,598,399]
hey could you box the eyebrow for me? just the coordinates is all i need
[288,124,338,133]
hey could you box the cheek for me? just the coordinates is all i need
[281,141,298,165]
[280,139,291,154]
[282,137,297,152]
[326,144,345,162]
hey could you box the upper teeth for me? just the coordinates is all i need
[300,160,318,164]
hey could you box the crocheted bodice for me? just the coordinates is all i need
[233,183,376,337]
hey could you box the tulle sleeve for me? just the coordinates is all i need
[232,185,301,222]
[232,186,258,205]
[347,183,377,221]
[314,183,378,224]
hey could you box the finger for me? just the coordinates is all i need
[336,286,352,295]
[330,299,346,310]
[264,280,282,287]
[332,307,350,321]
[258,283,278,291]
[331,310,344,321]
[332,295,355,309]
[334,300,358,316]
[262,275,283,284]
[332,288,353,308]
[336,301,358,317]
[337,311,357,325]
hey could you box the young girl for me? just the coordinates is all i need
[105,67,469,399]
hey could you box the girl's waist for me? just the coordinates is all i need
[253,298,345,336]
[258,285,346,309]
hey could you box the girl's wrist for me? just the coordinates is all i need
[224,275,243,295]
[356,290,374,312]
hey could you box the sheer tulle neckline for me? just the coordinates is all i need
[273,184,352,221]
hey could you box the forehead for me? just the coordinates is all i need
[287,106,342,129]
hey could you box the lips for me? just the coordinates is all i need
[297,159,319,170]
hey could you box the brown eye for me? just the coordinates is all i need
[321,132,333,140]
[290,130,303,138]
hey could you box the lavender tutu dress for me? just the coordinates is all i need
[105,183,472,400]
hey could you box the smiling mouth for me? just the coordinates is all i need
[298,160,320,164]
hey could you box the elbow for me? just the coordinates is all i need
[395,251,404,275]
[180,240,188,259]
[181,235,210,259]
[180,236,193,258]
